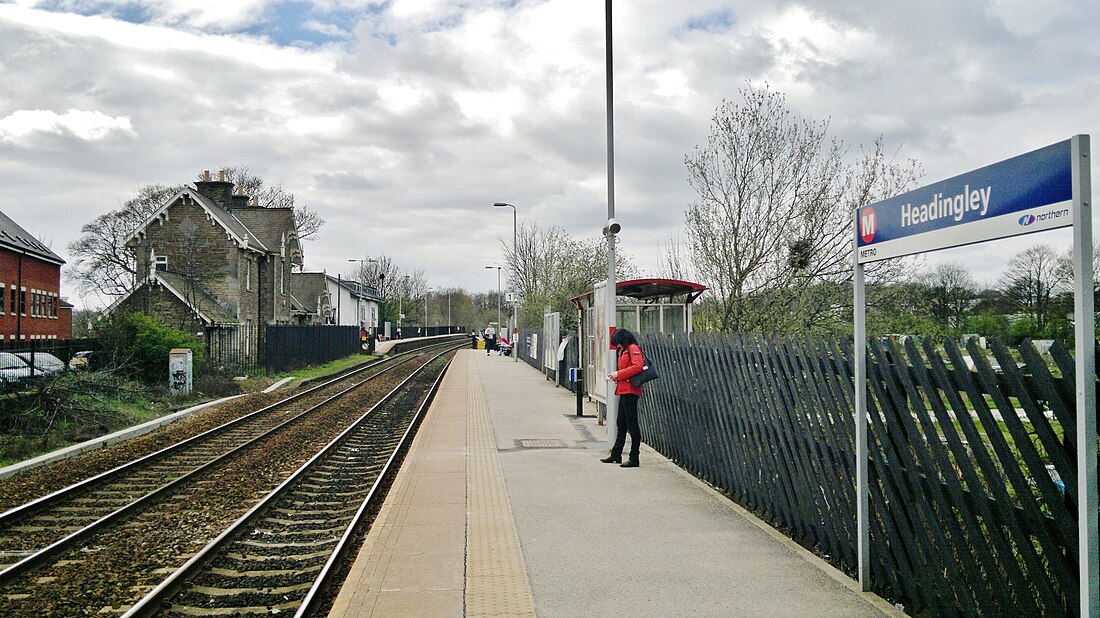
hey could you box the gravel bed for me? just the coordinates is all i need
[0,366,414,617]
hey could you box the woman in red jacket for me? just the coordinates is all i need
[601,328,645,468]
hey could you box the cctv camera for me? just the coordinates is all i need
[603,218,621,236]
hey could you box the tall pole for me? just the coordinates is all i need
[604,0,618,441]
[484,265,501,334]
[494,202,519,362]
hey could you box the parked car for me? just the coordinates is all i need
[69,351,96,370]
[14,351,66,376]
[0,352,32,386]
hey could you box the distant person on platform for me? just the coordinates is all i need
[483,323,497,355]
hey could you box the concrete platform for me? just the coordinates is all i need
[330,349,902,617]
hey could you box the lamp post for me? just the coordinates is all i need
[485,265,501,334]
[493,202,519,362]
[425,287,433,335]
[603,0,619,437]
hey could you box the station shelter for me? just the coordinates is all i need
[570,278,706,410]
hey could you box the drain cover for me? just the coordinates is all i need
[517,439,567,449]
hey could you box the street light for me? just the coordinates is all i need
[425,287,433,335]
[493,202,518,362]
[485,265,501,335]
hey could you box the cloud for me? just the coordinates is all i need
[0,108,135,143]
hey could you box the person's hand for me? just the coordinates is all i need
[608,372,617,380]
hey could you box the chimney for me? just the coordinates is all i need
[229,185,250,208]
[194,168,234,204]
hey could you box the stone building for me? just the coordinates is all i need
[109,170,303,360]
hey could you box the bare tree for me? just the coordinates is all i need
[999,244,1068,333]
[66,184,182,302]
[920,261,977,333]
[500,220,637,327]
[216,166,325,242]
[683,83,920,333]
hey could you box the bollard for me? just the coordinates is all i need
[570,367,584,417]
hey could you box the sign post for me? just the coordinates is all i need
[852,136,1094,615]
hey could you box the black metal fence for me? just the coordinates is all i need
[264,325,361,375]
[638,332,1084,616]
[516,328,581,393]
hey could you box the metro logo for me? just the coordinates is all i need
[860,208,876,244]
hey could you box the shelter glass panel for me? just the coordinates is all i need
[616,307,638,331]
[663,305,685,332]
[640,305,661,333]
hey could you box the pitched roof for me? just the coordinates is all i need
[0,208,65,265]
[229,206,302,265]
[102,271,237,325]
[126,187,268,253]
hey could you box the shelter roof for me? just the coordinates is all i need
[570,278,707,309]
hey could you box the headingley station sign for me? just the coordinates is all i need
[851,135,1096,617]
[857,139,1073,262]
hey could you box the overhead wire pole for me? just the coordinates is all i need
[603,0,618,445]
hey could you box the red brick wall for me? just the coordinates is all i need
[0,247,69,340]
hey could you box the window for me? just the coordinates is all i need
[278,260,285,294]
[0,284,5,315]
[48,294,56,318]
[245,258,251,291]
[19,288,26,315]
[155,255,168,271]
[9,288,15,314]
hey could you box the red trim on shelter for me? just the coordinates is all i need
[570,278,708,310]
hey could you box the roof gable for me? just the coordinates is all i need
[126,187,268,252]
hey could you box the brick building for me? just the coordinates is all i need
[109,170,303,357]
[0,209,71,341]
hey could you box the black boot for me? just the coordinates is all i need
[600,455,622,464]
[620,459,639,468]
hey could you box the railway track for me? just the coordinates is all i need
[0,342,461,616]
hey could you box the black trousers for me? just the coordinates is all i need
[611,393,640,460]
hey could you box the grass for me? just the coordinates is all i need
[275,353,378,383]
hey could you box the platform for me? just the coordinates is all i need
[329,349,902,617]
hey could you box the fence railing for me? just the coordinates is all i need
[516,328,580,393]
[638,332,1084,616]
[264,325,360,374]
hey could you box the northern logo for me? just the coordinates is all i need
[860,207,876,244]
[1018,214,1036,226]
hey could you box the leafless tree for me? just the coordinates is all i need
[920,261,977,333]
[215,166,325,242]
[999,244,1069,333]
[683,83,921,333]
[66,184,182,302]
[500,220,637,327]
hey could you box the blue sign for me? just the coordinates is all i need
[857,139,1074,263]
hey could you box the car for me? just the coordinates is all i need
[13,351,66,376]
[69,351,95,370]
[0,352,32,386]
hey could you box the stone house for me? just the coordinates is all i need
[108,170,303,360]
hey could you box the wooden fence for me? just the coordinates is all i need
[639,332,1085,615]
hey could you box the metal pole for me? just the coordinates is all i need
[853,211,870,591]
[604,0,618,443]
[511,207,518,362]
[1071,134,1097,618]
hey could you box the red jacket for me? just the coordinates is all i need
[612,343,645,396]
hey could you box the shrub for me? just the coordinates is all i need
[98,312,205,385]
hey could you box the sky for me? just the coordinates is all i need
[0,0,1097,310]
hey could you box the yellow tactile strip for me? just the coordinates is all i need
[466,356,538,617]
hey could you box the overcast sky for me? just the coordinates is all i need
[1,0,1097,310]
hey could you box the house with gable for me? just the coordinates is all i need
[0,209,72,341]
[109,170,303,361]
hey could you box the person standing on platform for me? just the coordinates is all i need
[483,323,497,355]
[602,328,646,468]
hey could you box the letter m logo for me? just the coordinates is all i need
[860,208,876,244]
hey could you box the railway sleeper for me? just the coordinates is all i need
[183,580,315,598]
